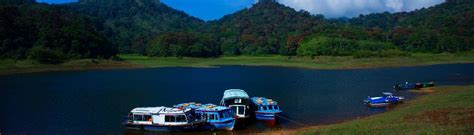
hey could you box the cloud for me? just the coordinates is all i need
[276,0,445,18]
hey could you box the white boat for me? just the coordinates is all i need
[125,106,205,132]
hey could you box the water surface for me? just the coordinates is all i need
[1,64,473,134]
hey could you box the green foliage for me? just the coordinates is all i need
[297,37,353,56]
[297,36,401,57]
[0,3,117,63]
[65,0,205,54]
[353,50,411,59]
[349,0,474,53]
[27,46,65,64]
[209,1,325,55]
[2,0,473,60]
[146,32,221,57]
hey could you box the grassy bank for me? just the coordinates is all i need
[1,53,472,75]
[120,53,474,69]
[0,59,141,75]
[271,85,474,134]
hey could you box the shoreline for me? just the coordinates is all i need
[0,54,473,75]
[266,85,474,134]
[0,59,143,76]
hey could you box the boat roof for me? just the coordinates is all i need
[251,97,278,106]
[382,92,393,96]
[223,89,249,100]
[174,102,229,112]
[197,104,229,112]
[131,106,191,114]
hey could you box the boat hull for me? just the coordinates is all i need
[125,123,201,132]
[367,102,391,107]
[203,119,236,131]
[254,112,280,126]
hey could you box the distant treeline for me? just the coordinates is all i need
[0,0,473,63]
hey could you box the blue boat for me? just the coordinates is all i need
[174,102,236,131]
[364,92,405,107]
[249,97,282,125]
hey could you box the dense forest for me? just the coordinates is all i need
[0,0,116,63]
[0,0,473,63]
[344,0,473,53]
[65,0,205,54]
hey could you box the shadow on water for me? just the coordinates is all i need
[0,64,473,134]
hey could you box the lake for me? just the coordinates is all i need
[1,64,474,134]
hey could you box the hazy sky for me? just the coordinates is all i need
[37,0,445,20]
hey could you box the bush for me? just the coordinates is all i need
[353,49,411,59]
[109,55,124,61]
[27,46,65,64]
[298,36,403,57]
[297,37,354,56]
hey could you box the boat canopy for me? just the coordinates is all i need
[174,102,230,112]
[197,104,229,112]
[251,97,278,106]
[223,89,249,100]
[131,106,190,114]
[382,92,393,96]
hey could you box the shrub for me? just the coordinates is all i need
[27,46,65,64]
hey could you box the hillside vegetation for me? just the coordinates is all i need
[0,2,116,64]
[0,0,473,65]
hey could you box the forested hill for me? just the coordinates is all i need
[345,0,473,52]
[207,0,326,55]
[0,2,117,63]
[0,0,35,5]
[65,0,205,54]
[1,0,473,64]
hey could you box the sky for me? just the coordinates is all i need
[37,0,445,21]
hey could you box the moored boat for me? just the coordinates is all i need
[220,89,251,119]
[125,106,205,132]
[174,102,236,131]
[364,92,405,107]
[393,81,436,91]
[250,97,282,126]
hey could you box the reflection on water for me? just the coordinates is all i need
[0,64,473,134]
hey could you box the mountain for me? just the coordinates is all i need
[347,0,473,52]
[0,0,35,5]
[0,2,117,63]
[207,0,326,55]
[65,0,205,54]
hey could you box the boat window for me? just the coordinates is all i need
[144,115,152,122]
[219,111,224,119]
[263,106,268,111]
[274,105,279,110]
[196,113,201,120]
[259,106,264,111]
[133,115,143,121]
[234,98,242,103]
[238,106,245,115]
[165,115,175,122]
[231,106,237,115]
[209,114,215,120]
[176,115,186,122]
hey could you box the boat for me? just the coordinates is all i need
[220,89,251,120]
[249,97,282,126]
[174,102,236,131]
[363,92,405,107]
[124,106,205,132]
[393,81,436,91]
